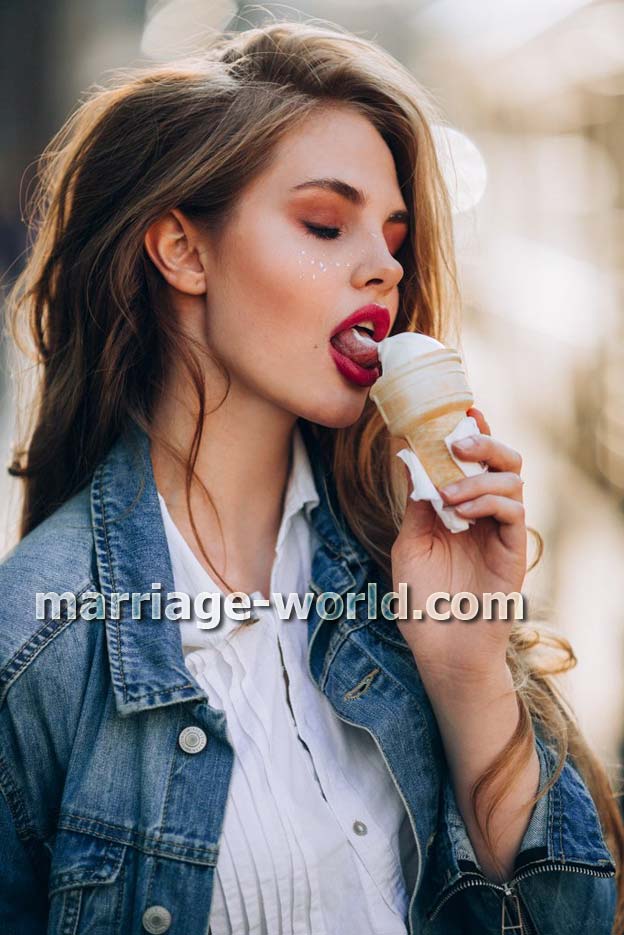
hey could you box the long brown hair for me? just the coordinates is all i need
[4,19,623,925]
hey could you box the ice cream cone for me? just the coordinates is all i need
[370,345,474,491]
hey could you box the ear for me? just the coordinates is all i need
[143,208,207,295]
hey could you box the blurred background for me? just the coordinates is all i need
[1,0,623,785]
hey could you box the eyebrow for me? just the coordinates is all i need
[289,177,409,224]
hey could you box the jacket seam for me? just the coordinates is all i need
[556,754,565,859]
[115,683,201,703]
[145,705,185,903]
[57,813,219,863]
[367,619,413,652]
[0,579,96,706]
[94,463,129,704]
[318,624,350,689]
[0,751,43,851]
[540,738,563,860]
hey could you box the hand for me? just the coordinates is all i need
[390,407,527,685]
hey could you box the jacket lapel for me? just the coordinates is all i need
[90,419,376,717]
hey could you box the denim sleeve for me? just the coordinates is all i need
[0,775,49,933]
[423,734,618,934]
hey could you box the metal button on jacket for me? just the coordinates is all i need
[178,725,207,754]
[352,820,368,836]
[142,904,172,933]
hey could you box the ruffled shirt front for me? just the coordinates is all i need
[157,424,417,935]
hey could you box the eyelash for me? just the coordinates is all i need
[303,222,342,240]
[303,221,408,255]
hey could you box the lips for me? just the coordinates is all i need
[330,304,390,343]
[329,304,390,372]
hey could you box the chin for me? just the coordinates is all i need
[301,393,368,430]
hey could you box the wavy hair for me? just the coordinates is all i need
[4,18,623,926]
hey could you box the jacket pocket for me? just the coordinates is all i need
[47,828,127,935]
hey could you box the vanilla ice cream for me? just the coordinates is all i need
[377,333,445,375]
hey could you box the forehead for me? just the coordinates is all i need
[249,106,407,209]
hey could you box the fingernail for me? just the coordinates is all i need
[454,436,477,450]
[441,483,459,497]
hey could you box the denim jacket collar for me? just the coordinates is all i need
[90,419,375,718]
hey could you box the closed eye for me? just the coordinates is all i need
[303,221,409,254]
[303,223,341,240]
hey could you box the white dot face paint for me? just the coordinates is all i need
[297,247,344,277]
[296,245,356,281]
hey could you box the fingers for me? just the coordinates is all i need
[440,470,524,505]
[452,493,526,528]
[467,407,491,436]
[451,432,522,474]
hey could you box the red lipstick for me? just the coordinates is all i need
[330,304,390,343]
[329,304,390,387]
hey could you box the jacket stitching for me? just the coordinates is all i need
[113,862,125,933]
[343,667,380,700]
[60,887,82,935]
[115,683,201,703]
[367,619,413,652]
[555,752,564,860]
[95,464,129,703]
[542,740,561,860]
[145,707,184,904]
[0,752,41,844]
[318,625,349,689]
[57,813,219,862]
[0,582,95,704]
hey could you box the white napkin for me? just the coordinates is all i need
[396,415,488,533]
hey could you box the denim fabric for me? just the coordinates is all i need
[0,419,617,934]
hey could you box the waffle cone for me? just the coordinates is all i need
[401,409,468,490]
[370,346,474,490]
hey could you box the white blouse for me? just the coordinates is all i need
[157,425,416,935]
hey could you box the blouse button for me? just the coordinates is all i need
[352,820,368,836]
[178,726,208,754]
[142,904,172,933]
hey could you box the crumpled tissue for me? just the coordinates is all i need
[396,415,488,533]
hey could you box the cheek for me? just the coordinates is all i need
[231,235,343,336]
[294,246,355,285]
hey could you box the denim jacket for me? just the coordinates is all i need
[0,419,617,935]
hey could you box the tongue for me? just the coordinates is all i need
[330,327,379,369]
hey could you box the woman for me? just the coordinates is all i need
[1,19,621,935]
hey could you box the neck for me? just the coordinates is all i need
[150,375,296,592]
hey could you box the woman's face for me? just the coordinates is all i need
[196,105,409,428]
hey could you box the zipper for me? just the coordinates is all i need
[428,859,616,930]
[513,889,539,935]
[307,626,423,935]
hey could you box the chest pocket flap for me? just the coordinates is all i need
[48,827,127,895]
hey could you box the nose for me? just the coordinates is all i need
[350,235,404,294]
